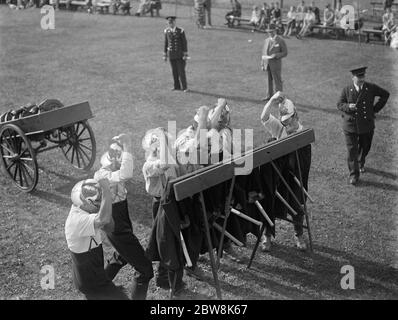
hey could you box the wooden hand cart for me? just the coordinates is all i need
[0,101,96,192]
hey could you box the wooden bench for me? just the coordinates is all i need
[93,0,111,14]
[361,28,384,42]
[51,0,88,10]
[310,24,345,39]
[226,15,250,27]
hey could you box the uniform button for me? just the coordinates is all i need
[363,102,365,104]
[364,116,367,119]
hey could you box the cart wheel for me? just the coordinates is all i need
[0,124,39,192]
[59,121,96,170]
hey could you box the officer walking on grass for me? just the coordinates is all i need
[163,16,189,92]
[337,67,390,185]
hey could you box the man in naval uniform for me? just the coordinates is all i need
[163,16,189,92]
[337,67,390,185]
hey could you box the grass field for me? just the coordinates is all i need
[0,4,397,300]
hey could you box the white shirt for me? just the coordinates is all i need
[94,151,133,203]
[262,114,303,140]
[142,155,178,197]
[207,127,233,161]
[287,11,296,20]
[65,205,102,254]
[353,83,363,92]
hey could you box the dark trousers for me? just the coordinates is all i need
[343,130,374,178]
[271,145,311,237]
[169,58,187,90]
[266,64,282,98]
[104,201,153,299]
[71,246,128,300]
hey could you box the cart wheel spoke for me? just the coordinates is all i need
[1,144,13,155]
[71,146,76,165]
[22,162,35,176]
[74,146,81,168]
[59,121,96,171]
[13,162,19,181]
[6,161,16,172]
[64,144,73,156]
[79,143,93,152]
[20,162,32,185]
[18,163,24,187]
[76,145,90,167]
[76,145,90,163]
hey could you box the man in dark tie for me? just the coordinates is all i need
[163,16,189,92]
[337,67,390,185]
[261,24,288,101]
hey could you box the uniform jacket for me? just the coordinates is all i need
[164,26,188,60]
[337,82,389,134]
[261,35,288,71]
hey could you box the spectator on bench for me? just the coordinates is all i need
[258,2,272,31]
[296,0,306,31]
[109,0,130,15]
[384,0,394,10]
[310,1,320,25]
[334,2,343,27]
[270,2,282,32]
[283,6,297,37]
[382,7,396,45]
[323,3,334,27]
[149,0,161,17]
[390,27,398,48]
[135,0,151,16]
[249,5,261,27]
[194,0,206,29]
[225,0,241,27]
[297,7,316,38]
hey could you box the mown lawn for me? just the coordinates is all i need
[0,4,397,300]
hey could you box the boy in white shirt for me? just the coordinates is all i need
[94,134,153,300]
[65,178,128,300]
[260,91,310,252]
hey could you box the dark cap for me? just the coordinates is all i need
[350,66,367,77]
[166,16,177,21]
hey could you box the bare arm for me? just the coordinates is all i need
[209,98,227,129]
[261,91,282,122]
[93,178,113,230]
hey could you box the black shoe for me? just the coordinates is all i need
[184,266,206,281]
[155,277,170,289]
[171,280,187,296]
[349,176,359,185]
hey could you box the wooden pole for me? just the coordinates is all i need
[295,150,313,252]
[247,223,266,269]
[199,192,222,299]
[270,160,306,216]
[216,177,236,269]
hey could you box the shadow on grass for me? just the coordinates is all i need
[364,167,398,181]
[356,178,398,191]
[32,189,71,208]
[243,243,398,299]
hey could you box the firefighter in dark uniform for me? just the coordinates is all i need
[163,16,189,92]
[337,67,390,185]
